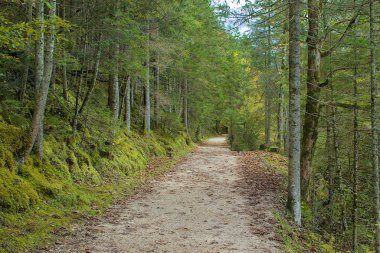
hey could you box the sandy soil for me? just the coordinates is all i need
[38,137,282,253]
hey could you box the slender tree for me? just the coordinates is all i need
[369,0,380,250]
[287,0,301,226]
[300,0,321,202]
[145,21,151,137]
[24,0,56,159]
[125,76,132,132]
[19,0,33,100]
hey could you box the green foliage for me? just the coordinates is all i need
[0,0,259,251]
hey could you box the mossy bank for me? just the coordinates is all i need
[0,110,193,253]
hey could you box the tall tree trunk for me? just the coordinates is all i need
[24,0,56,160]
[108,42,120,119]
[325,106,334,218]
[277,82,284,148]
[178,80,183,118]
[265,97,271,147]
[62,53,69,101]
[145,22,151,137]
[369,0,380,250]
[331,104,345,231]
[183,78,189,134]
[287,0,301,226]
[279,42,287,152]
[351,2,359,247]
[79,43,101,114]
[107,0,120,120]
[301,0,321,203]
[34,0,44,92]
[50,60,56,90]
[19,0,33,100]
[154,56,160,128]
[61,0,68,101]
[72,42,88,132]
[265,17,272,147]
[283,105,289,153]
[125,76,132,133]
[153,23,160,128]
[352,44,359,253]
[131,78,135,110]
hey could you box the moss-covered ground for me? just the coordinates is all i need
[0,92,194,253]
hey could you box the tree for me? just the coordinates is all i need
[369,0,380,250]
[287,0,301,226]
[145,21,151,137]
[24,0,56,159]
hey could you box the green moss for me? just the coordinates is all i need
[0,170,40,212]
[0,119,28,152]
[0,117,192,253]
[19,162,64,197]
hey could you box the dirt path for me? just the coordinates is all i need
[41,137,282,253]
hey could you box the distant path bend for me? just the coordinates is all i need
[43,136,282,253]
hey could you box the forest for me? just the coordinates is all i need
[0,0,379,252]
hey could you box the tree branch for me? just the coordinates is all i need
[319,79,329,88]
[320,3,364,58]
[330,102,369,111]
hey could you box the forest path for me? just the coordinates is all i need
[42,137,282,253]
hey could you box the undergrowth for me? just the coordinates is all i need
[258,151,351,253]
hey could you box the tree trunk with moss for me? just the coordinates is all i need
[300,0,321,203]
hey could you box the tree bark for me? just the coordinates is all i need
[50,60,56,90]
[183,79,189,134]
[34,0,45,92]
[283,105,289,153]
[145,22,151,137]
[24,0,56,160]
[300,0,321,203]
[79,43,102,114]
[352,44,359,253]
[153,23,160,128]
[331,104,345,231]
[277,81,284,148]
[131,78,135,110]
[62,53,69,101]
[369,0,380,250]
[265,97,271,147]
[265,17,272,147]
[19,0,33,100]
[108,42,120,119]
[61,0,68,101]
[325,106,334,214]
[72,41,88,132]
[125,76,131,132]
[287,0,302,226]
